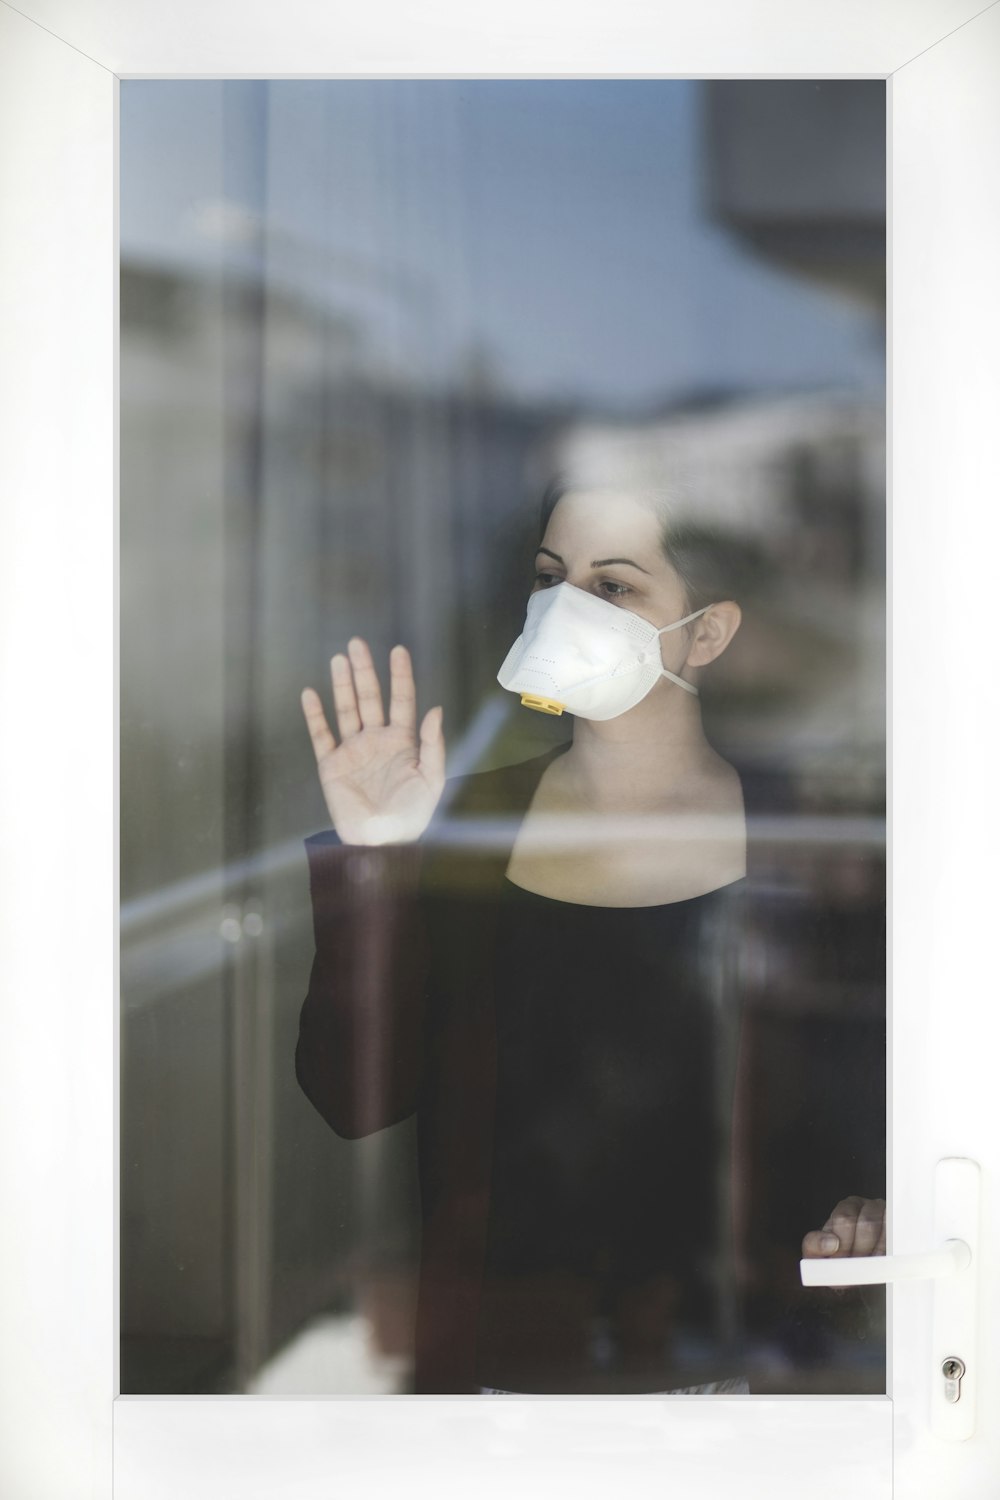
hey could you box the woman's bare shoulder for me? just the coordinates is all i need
[700,753,747,816]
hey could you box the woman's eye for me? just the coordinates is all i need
[532,572,631,600]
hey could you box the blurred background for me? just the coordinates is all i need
[120,79,885,1395]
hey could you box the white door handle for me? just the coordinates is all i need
[798,1157,981,1440]
[799,1236,970,1286]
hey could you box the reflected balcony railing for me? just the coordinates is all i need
[121,694,884,1009]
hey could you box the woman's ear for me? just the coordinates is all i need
[685,601,742,668]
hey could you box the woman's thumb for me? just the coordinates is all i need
[419,706,445,778]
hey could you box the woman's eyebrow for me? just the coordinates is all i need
[535,546,650,575]
[593,557,651,573]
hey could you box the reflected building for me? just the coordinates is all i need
[550,385,885,798]
[702,80,886,314]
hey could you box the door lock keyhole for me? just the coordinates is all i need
[942,1356,965,1403]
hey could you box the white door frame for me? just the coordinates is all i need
[2,2,996,1496]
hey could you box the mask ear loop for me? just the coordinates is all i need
[653,604,714,697]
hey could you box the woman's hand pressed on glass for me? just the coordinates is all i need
[300,638,446,846]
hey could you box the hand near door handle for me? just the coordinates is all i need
[796,1162,979,1438]
[801,1195,886,1275]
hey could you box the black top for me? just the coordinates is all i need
[474,872,750,1394]
[296,743,885,1393]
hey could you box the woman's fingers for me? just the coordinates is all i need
[801,1227,843,1257]
[330,651,362,740]
[301,686,337,762]
[852,1198,886,1257]
[801,1196,886,1258]
[821,1196,866,1257]
[388,644,417,736]
[320,638,432,775]
[346,636,385,730]
[418,705,445,786]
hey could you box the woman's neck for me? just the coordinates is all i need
[559,697,724,812]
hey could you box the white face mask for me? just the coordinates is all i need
[497,581,715,721]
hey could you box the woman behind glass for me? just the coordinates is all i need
[297,478,886,1395]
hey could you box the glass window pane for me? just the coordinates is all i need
[120,78,885,1396]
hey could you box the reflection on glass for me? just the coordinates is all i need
[120,78,885,1396]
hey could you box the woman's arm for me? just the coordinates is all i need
[295,830,431,1139]
[296,637,447,1138]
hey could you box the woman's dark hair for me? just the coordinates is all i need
[537,472,767,622]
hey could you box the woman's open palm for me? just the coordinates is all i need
[301,638,446,846]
